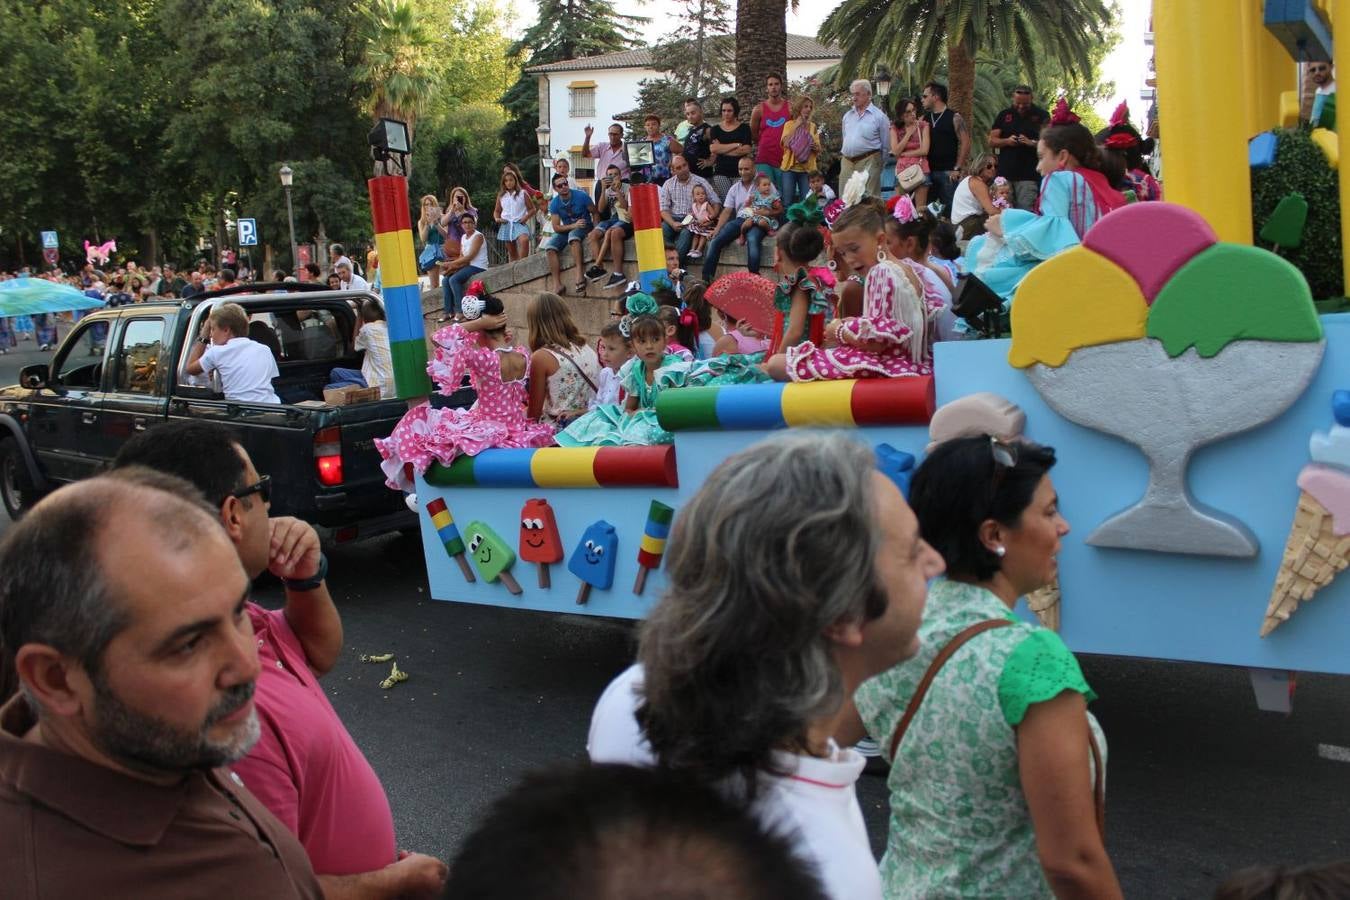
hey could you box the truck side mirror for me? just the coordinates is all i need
[19,364,49,389]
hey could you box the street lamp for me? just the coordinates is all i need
[535,124,551,190]
[874,67,893,99]
[279,164,299,279]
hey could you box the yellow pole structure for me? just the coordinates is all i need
[1155,0,1252,243]
[1336,0,1350,295]
[1241,2,1296,136]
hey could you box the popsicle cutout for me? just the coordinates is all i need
[568,520,617,605]
[519,498,563,588]
[464,521,523,595]
[634,501,675,594]
[426,498,475,583]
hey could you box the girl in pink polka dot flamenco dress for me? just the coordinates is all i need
[377,283,554,491]
[765,198,933,382]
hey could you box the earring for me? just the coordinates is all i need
[876,248,888,262]
[827,258,838,271]
[994,546,1006,557]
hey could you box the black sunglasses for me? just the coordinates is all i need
[229,474,272,506]
[989,436,1019,498]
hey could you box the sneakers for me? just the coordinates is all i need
[686,250,702,260]
[604,272,627,288]
[584,264,607,282]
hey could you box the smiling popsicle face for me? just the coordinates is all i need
[464,521,517,582]
[519,499,563,563]
[568,520,618,589]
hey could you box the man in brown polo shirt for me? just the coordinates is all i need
[0,473,322,899]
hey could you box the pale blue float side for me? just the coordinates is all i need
[935,314,1350,675]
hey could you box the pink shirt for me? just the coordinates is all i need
[232,605,396,876]
[589,140,630,180]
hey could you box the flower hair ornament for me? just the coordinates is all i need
[785,193,824,226]
[626,291,659,317]
[460,280,487,320]
[1101,100,1153,154]
[891,195,919,224]
[1050,97,1080,126]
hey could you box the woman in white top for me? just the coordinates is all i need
[950,152,1001,239]
[588,431,946,900]
[442,212,490,323]
[494,168,533,262]
[525,291,600,426]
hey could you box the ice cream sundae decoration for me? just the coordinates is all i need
[1008,202,1325,558]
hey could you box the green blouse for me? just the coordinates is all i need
[854,577,1104,899]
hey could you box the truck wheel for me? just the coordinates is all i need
[0,437,41,520]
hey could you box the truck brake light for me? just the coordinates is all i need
[314,426,343,486]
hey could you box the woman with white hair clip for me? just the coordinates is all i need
[588,431,945,900]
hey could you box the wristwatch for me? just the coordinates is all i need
[283,553,328,592]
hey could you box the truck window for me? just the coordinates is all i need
[52,323,107,389]
[114,318,167,395]
[271,308,348,361]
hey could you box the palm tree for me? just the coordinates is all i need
[734,0,799,111]
[819,0,1111,125]
[356,0,442,172]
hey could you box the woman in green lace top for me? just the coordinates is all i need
[853,436,1122,899]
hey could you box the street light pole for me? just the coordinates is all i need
[279,164,299,277]
[535,124,551,191]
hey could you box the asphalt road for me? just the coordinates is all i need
[2,342,1349,898]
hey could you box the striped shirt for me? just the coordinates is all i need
[659,174,718,218]
[355,321,393,398]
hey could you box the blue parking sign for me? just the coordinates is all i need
[238,218,258,246]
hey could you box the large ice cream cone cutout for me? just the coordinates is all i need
[1263,393,1350,636]
[1010,203,1325,558]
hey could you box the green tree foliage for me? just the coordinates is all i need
[499,0,648,172]
[652,0,734,105]
[820,0,1111,129]
[1253,127,1342,300]
[0,0,516,271]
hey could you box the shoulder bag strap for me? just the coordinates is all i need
[889,618,1014,759]
[553,346,599,394]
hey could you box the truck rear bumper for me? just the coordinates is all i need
[314,507,417,544]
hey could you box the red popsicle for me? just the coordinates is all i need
[519,498,563,588]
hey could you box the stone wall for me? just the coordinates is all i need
[418,236,777,347]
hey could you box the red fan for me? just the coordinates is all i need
[704,271,775,336]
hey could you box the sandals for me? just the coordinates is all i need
[573,280,587,294]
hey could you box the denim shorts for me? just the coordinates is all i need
[545,227,588,252]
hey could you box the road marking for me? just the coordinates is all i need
[1317,743,1350,762]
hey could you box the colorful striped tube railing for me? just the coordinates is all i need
[424,445,678,488]
[630,184,665,293]
[368,175,432,399]
[654,377,935,431]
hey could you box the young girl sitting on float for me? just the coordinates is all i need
[765,199,931,382]
[376,282,554,491]
[557,292,768,446]
[770,197,831,355]
[883,199,962,342]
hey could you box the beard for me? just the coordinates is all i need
[90,677,259,774]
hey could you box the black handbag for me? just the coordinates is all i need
[951,274,1007,338]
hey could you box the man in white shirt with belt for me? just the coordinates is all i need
[840,79,890,199]
[186,301,281,404]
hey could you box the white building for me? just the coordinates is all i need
[526,34,841,187]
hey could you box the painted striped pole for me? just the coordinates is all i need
[629,184,665,292]
[368,175,432,400]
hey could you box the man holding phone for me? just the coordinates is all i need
[585,165,633,287]
[583,123,630,204]
[988,85,1048,210]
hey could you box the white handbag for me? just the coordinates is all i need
[898,164,926,192]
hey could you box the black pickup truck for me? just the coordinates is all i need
[0,284,417,541]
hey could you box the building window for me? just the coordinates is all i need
[569,86,595,118]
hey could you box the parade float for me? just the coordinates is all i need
[371,2,1350,707]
